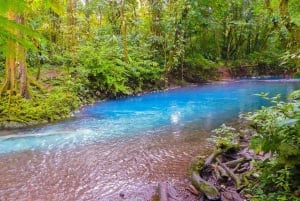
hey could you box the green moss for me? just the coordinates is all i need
[0,76,86,128]
[189,156,205,174]
[191,172,220,200]
[0,90,80,128]
[199,181,220,199]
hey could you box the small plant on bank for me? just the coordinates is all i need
[211,124,240,151]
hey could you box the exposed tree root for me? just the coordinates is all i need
[186,125,261,200]
[225,157,251,168]
[217,158,241,189]
[205,149,223,166]
[191,171,220,201]
[28,76,45,91]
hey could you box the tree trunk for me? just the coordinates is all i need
[1,43,16,96]
[67,0,77,69]
[49,9,61,57]
[67,0,76,50]
[85,0,91,39]
[279,0,289,17]
[0,12,30,99]
[18,47,30,99]
[1,11,17,97]
[16,14,30,99]
[121,0,129,62]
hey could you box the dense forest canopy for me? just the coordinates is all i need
[0,0,299,125]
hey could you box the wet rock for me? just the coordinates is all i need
[119,192,125,198]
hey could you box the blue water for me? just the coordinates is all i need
[1,79,300,154]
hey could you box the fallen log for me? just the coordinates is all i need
[191,171,220,200]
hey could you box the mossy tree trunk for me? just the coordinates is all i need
[0,12,30,99]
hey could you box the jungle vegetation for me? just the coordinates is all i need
[0,0,299,126]
[0,0,299,100]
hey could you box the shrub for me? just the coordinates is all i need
[245,92,300,200]
[293,72,300,78]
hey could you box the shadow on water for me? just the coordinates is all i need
[0,79,300,200]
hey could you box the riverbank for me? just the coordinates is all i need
[0,72,213,129]
[0,76,297,129]
[187,122,254,201]
[180,91,300,201]
[149,88,300,201]
[0,62,295,130]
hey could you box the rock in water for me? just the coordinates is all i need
[158,182,169,201]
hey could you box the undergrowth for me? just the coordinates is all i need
[243,91,300,201]
[0,75,88,128]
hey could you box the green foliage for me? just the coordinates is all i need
[245,93,300,200]
[78,37,164,97]
[0,0,43,52]
[0,74,92,127]
[183,54,217,82]
[1,0,300,126]
[293,72,300,78]
[77,41,130,97]
[211,124,240,150]
[0,52,4,74]
[0,0,28,13]
[0,90,79,126]
[247,49,296,76]
[289,90,300,100]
